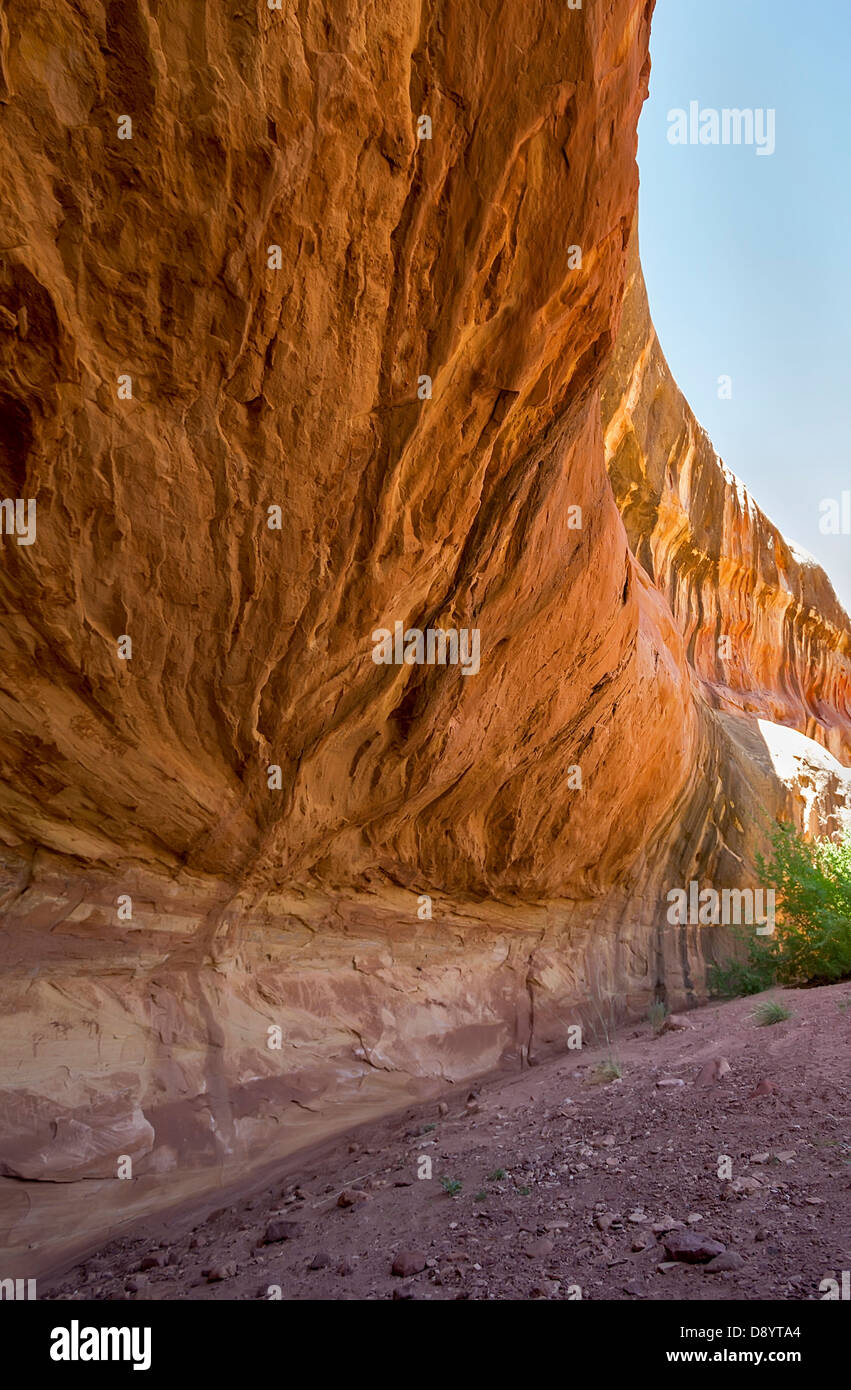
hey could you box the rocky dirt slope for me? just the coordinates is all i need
[1,0,850,1272]
[36,982,851,1301]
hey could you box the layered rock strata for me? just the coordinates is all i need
[602,239,851,763]
[0,0,849,1271]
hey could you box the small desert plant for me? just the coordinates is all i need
[648,1000,668,1035]
[474,1189,488,1202]
[707,935,777,999]
[588,1057,622,1085]
[487,1168,506,1181]
[751,998,792,1026]
[439,1176,462,1196]
[582,975,626,1084]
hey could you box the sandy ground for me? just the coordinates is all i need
[38,983,851,1301]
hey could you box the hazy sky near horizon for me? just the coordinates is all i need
[637,0,851,614]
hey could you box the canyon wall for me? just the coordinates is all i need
[1,0,849,1270]
[602,239,851,765]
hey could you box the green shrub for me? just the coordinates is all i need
[709,822,851,997]
[648,1000,668,1035]
[707,926,777,998]
[587,1058,622,1084]
[757,822,851,985]
[751,998,792,1026]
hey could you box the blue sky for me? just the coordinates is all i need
[637,0,851,612]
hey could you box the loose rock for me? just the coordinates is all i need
[263,1218,301,1244]
[695,1057,731,1087]
[663,1231,726,1264]
[705,1251,745,1273]
[337,1189,369,1208]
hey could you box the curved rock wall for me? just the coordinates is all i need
[602,239,851,763]
[0,0,668,895]
[1,0,850,1270]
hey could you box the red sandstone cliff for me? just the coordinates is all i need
[0,1,849,1271]
[602,240,851,765]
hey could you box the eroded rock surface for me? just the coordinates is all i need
[0,1,849,1268]
[603,239,851,763]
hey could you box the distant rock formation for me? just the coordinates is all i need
[603,237,851,765]
[0,1,848,1268]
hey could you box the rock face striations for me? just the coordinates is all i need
[0,1,849,1265]
[602,239,851,766]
